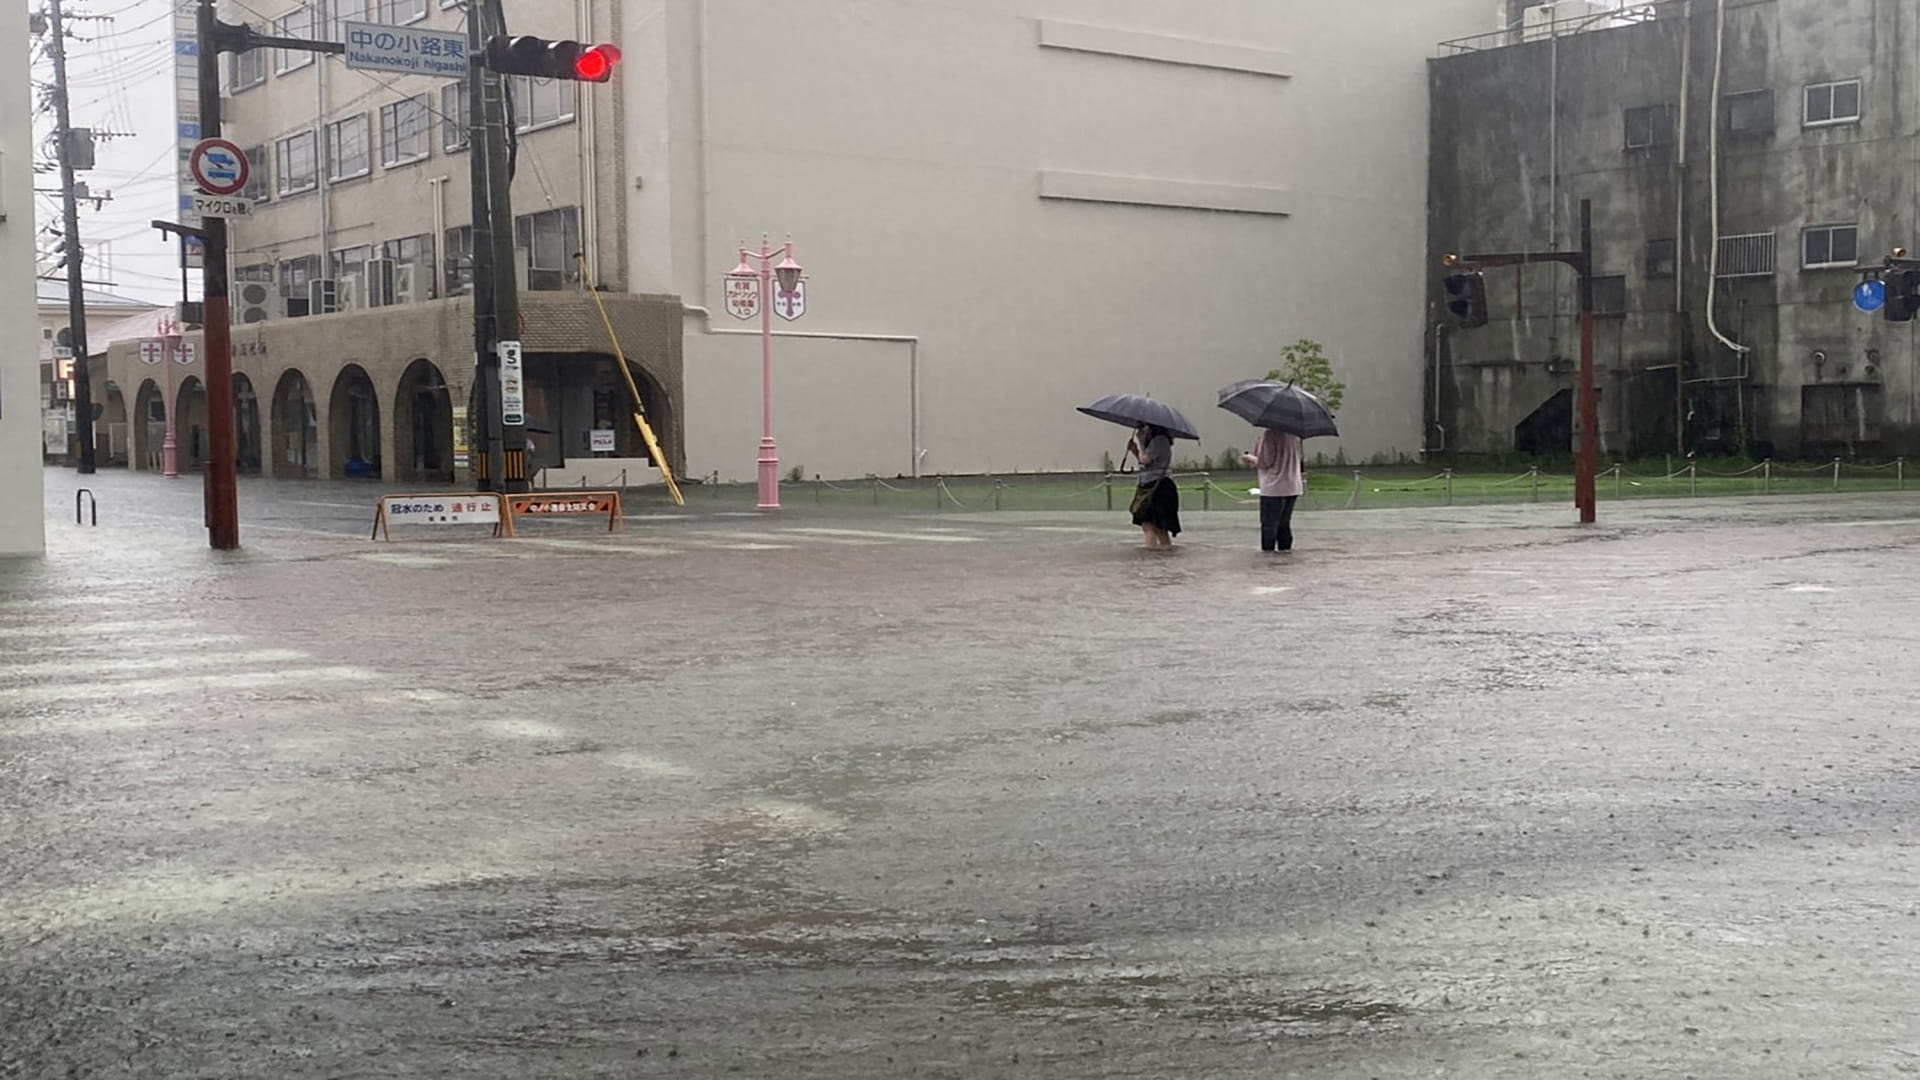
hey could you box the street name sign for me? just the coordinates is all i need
[191,193,252,218]
[343,20,469,77]
[724,277,759,320]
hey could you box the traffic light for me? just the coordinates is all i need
[1444,271,1488,328]
[1886,269,1920,323]
[483,36,622,82]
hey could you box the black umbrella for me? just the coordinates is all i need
[1216,380,1339,438]
[1076,393,1201,440]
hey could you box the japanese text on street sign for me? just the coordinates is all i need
[589,429,617,452]
[498,340,524,426]
[774,279,806,321]
[724,277,760,320]
[343,20,468,77]
[382,495,502,524]
[191,193,252,218]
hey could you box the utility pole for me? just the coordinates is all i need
[484,40,526,493]
[46,0,95,473]
[192,0,239,548]
[466,6,504,493]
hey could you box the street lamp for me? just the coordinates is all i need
[160,318,182,478]
[726,234,805,510]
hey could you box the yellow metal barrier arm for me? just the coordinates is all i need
[574,253,685,506]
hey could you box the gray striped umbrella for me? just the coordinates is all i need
[1075,393,1201,440]
[1216,380,1339,438]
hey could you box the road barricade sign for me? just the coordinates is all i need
[371,493,511,540]
[505,491,624,533]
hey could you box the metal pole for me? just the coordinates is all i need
[48,0,95,474]
[1613,462,1622,499]
[1689,461,1697,497]
[1900,457,1907,491]
[1575,199,1597,524]
[1201,473,1210,511]
[1105,475,1113,511]
[756,236,781,509]
[1833,457,1842,491]
[1530,464,1540,502]
[1763,460,1772,494]
[482,24,525,492]
[196,0,239,548]
[162,328,179,478]
[1444,467,1454,506]
[467,14,502,493]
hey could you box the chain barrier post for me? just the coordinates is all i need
[1763,460,1772,495]
[1201,472,1211,511]
[993,480,1003,511]
[1444,467,1454,506]
[1530,465,1540,502]
[1613,463,1622,499]
[1901,457,1907,491]
[1833,457,1842,491]
[1105,474,1113,511]
[1689,461,1697,497]
[1350,469,1362,509]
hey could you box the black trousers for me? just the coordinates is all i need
[1259,494,1298,552]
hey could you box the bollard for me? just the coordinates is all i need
[1530,465,1540,503]
[1105,474,1114,511]
[1443,468,1454,506]
[1613,463,1623,500]
[1901,458,1908,491]
[74,488,97,526]
[1763,460,1772,494]
[1833,457,1842,491]
[1201,472,1211,511]
[993,480,1003,511]
[872,477,880,507]
[1689,461,1697,497]
[1351,469,1362,509]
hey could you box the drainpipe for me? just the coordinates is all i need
[1673,1,1691,454]
[428,175,449,297]
[577,0,599,285]
[1429,321,1446,455]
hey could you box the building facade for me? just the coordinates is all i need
[3,12,44,556]
[37,280,161,463]
[625,0,1496,481]
[152,0,683,484]
[1429,0,1908,462]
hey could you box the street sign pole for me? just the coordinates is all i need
[195,0,238,549]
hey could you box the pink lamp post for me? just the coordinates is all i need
[160,318,181,478]
[726,235,804,511]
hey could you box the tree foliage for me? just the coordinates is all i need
[1264,339,1345,412]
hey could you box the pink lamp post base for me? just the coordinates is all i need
[162,432,179,479]
[757,438,781,510]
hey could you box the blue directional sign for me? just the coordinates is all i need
[1854,278,1888,313]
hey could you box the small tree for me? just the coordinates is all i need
[1264,339,1345,412]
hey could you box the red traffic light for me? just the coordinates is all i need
[573,43,620,82]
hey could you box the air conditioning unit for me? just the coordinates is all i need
[237,282,273,324]
[364,257,396,307]
[308,277,338,315]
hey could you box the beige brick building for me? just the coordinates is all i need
[115,0,683,483]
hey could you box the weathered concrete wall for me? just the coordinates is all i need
[1429,0,1915,461]
[1,12,43,556]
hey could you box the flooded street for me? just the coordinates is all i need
[7,470,1920,1077]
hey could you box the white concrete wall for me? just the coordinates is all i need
[2,12,46,556]
[631,0,1495,480]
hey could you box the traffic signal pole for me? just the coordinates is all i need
[482,37,526,492]
[1444,197,1599,524]
[467,11,505,493]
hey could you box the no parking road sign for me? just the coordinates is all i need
[189,138,250,197]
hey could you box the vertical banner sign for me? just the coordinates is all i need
[451,403,470,470]
[498,341,525,426]
[173,0,200,225]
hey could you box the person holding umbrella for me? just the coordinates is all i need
[1075,393,1200,551]
[1242,428,1303,552]
[1128,423,1180,549]
[1216,380,1338,553]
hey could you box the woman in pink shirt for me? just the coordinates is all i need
[1242,428,1304,552]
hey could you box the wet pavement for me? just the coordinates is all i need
[7,467,1920,1077]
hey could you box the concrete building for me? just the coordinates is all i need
[627,0,1495,480]
[1428,0,1910,462]
[172,0,682,484]
[3,11,44,556]
[36,279,162,462]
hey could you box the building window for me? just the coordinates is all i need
[1804,80,1862,126]
[1645,238,1676,279]
[327,114,371,181]
[274,7,314,74]
[1715,232,1776,278]
[379,95,431,167]
[380,234,433,301]
[441,82,468,152]
[240,144,270,202]
[508,75,575,131]
[229,47,266,93]
[1724,89,1773,134]
[1624,104,1673,149]
[279,254,321,317]
[1802,224,1859,269]
[1590,275,1627,317]
[444,225,473,294]
[330,244,371,281]
[324,0,364,41]
[514,207,581,290]
[374,0,425,24]
[274,130,318,195]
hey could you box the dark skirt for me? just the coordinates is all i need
[1129,477,1181,535]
